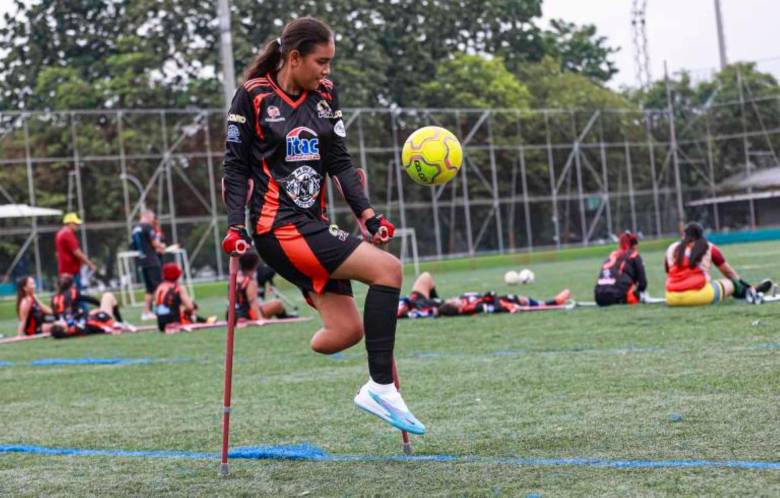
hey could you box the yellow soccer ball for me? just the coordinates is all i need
[401,126,463,186]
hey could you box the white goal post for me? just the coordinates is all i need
[117,246,194,307]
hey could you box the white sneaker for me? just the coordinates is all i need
[354,379,426,435]
[141,311,156,321]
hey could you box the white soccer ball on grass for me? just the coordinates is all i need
[518,269,535,284]
[504,270,520,285]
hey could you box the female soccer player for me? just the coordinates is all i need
[399,272,570,318]
[665,222,771,306]
[16,276,63,336]
[593,232,647,306]
[229,251,292,322]
[221,17,425,435]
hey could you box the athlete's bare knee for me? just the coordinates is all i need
[372,254,402,288]
[310,324,363,354]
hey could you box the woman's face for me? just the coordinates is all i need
[290,39,335,91]
[24,277,35,294]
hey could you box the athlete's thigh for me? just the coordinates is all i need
[330,241,400,284]
[309,291,362,332]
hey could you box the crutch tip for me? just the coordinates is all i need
[219,463,230,477]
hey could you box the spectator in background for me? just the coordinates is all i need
[132,209,166,321]
[55,212,96,291]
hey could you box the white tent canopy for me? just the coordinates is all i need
[0,204,63,219]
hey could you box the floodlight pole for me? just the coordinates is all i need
[664,62,685,232]
[714,0,728,70]
[218,0,236,110]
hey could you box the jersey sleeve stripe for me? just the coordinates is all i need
[255,160,281,235]
[252,92,273,140]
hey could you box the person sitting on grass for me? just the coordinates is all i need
[228,251,296,323]
[665,222,773,306]
[16,275,65,336]
[397,271,571,318]
[154,262,216,332]
[594,231,648,306]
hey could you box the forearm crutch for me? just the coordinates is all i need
[219,243,249,477]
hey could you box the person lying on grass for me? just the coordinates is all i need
[665,222,773,306]
[154,262,216,332]
[397,271,571,319]
[227,251,297,323]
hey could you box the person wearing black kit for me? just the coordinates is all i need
[221,17,425,435]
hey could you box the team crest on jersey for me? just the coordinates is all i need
[285,126,320,162]
[317,100,342,119]
[265,105,284,123]
[226,124,241,143]
[282,165,321,208]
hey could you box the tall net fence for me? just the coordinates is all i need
[2,89,779,286]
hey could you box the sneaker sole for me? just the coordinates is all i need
[354,397,426,435]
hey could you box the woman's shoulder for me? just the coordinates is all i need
[242,76,274,93]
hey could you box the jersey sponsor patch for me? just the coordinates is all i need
[328,224,349,241]
[265,105,285,123]
[227,124,241,143]
[227,113,246,123]
[317,99,342,119]
[334,120,346,138]
[285,126,320,162]
[281,165,322,208]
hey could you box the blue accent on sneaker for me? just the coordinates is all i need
[357,390,426,435]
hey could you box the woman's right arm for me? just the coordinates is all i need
[36,296,53,315]
[17,298,31,335]
[223,86,257,228]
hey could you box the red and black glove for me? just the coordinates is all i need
[365,215,395,244]
[222,226,251,255]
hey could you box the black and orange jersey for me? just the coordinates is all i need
[22,297,43,335]
[234,272,258,320]
[223,74,370,234]
[154,281,187,331]
[51,287,100,322]
[595,248,647,293]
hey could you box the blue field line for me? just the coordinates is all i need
[0,358,157,367]
[1,444,778,470]
[31,358,153,366]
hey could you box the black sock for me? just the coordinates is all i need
[364,284,400,384]
[429,287,439,299]
[112,306,123,322]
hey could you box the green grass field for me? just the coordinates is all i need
[1,241,779,496]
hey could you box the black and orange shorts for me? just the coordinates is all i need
[254,219,362,300]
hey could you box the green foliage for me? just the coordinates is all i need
[519,57,631,110]
[543,19,619,82]
[0,0,619,110]
[419,53,531,109]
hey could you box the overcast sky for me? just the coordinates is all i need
[543,0,780,88]
[1,0,777,90]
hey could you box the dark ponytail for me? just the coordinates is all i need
[15,275,31,318]
[242,17,334,83]
[675,222,708,268]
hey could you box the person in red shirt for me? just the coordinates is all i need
[665,222,772,306]
[55,212,96,291]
